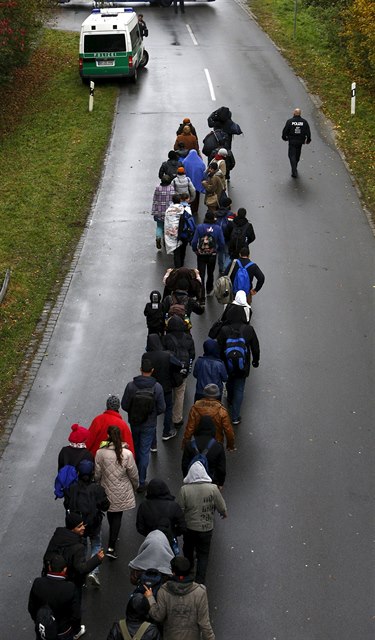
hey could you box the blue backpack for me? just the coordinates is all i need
[188,437,216,473]
[178,209,196,243]
[224,333,248,374]
[54,465,78,500]
[232,260,254,295]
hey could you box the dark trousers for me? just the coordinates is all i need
[174,241,187,268]
[183,528,213,584]
[191,192,200,216]
[197,254,217,299]
[174,0,185,12]
[107,511,123,550]
[288,142,303,175]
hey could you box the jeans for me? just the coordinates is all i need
[107,512,123,550]
[183,528,213,584]
[218,247,230,275]
[288,142,303,175]
[83,529,102,575]
[226,376,246,421]
[156,220,164,240]
[197,254,217,298]
[132,424,156,485]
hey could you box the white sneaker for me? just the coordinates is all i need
[73,625,86,639]
[87,572,100,587]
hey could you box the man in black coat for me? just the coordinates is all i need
[136,478,186,544]
[29,554,80,639]
[282,107,311,177]
[225,208,256,260]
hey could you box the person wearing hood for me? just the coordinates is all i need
[158,150,181,181]
[163,277,204,328]
[58,423,94,471]
[171,166,196,202]
[225,207,256,260]
[43,512,104,638]
[191,210,225,303]
[64,459,110,588]
[145,556,215,640]
[136,478,186,544]
[163,315,195,428]
[177,461,227,584]
[181,384,235,451]
[121,359,166,493]
[144,334,183,443]
[129,530,174,585]
[225,244,265,303]
[176,117,198,140]
[151,174,174,250]
[106,593,161,640]
[214,196,234,275]
[220,290,252,326]
[86,396,134,457]
[181,149,206,215]
[174,125,199,153]
[193,338,228,401]
[144,290,165,337]
[181,416,226,487]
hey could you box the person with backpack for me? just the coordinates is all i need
[209,149,228,190]
[158,150,181,181]
[225,245,265,303]
[181,384,235,452]
[136,478,186,547]
[172,193,196,268]
[201,163,224,211]
[64,459,110,588]
[176,117,198,140]
[106,593,161,640]
[193,338,228,402]
[207,106,242,150]
[214,196,233,276]
[181,149,206,215]
[181,416,226,488]
[202,128,230,159]
[43,512,104,638]
[95,426,139,558]
[172,166,196,203]
[144,290,165,337]
[219,290,252,327]
[191,210,225,304]
[225,207,256,260]
[58,424,93,472]
[29,553,81,640]
[177,462,227,585]
[163,278,204,332]
[162,315,195,429]
[162,267,203,301]
[216,314,260,426]
[86,395,134,458]
[164,193,185,266]
[151,174,174,250]
[174,125,199,153]
[145,556,216,639]
[143,334,184,443]
[121,359,166,493]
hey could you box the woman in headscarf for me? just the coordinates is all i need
[182,149,206,216]
[222,290,252,326]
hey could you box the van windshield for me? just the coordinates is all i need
[84,34,126,53]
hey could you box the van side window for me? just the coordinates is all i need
[130,25,141,50]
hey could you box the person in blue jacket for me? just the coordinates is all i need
[193,338,228,402]
[191,210,225,304]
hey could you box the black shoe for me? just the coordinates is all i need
[162,429,177,441]
[106,548,118,559]
[137,483,148,494]
[232,417,242,425]
[291,170,298,178]
[173,420,184,428]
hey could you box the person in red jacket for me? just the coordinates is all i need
[86,396,135,457]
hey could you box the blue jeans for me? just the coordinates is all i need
[156,220,164,239]
[226,376,246,421]
[132,425,156,485]
[218,247,230,274]
[83,530,102,575]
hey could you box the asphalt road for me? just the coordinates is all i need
[1,2,374,639]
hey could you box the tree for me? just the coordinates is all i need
[340,0,375,89]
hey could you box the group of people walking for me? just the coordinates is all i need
[27,108,269,640]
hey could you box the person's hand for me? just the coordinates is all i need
[97,549,105,561]
[144,586,153,598]
[220,512,228,519]
[227,447,237,452]
[252,361,259,368]
[250,289,257,296]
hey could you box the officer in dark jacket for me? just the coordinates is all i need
[182,416,226,487]
[282,107,311,177]
[106,594,161,640]
[136,478,186,543]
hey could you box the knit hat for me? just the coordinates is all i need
[78,459,94,477]
[65,511,84,530]
[106,395,120,411]
[218,148,228,156]
[177,167,185,174]
[183,117,191,124]
[203,384,220,398]
[68,423,88,444]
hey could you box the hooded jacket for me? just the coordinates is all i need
[193,339,228,397]
[217,322,260,376]
[182,150,206,193]
[225,216,256,258]
[177,462,227,532]
[181,416,226,486]
[171,174,196,200]
[182,398,235,450]
[163,316,195,374]
[95,443,139,511]
[144,334,182,394]
[147,578,215,640]
[43,528,101,587]
[158,153,181,180]
[191,222,225,255]
[129,530,174,576]
[136,479,186,540]
[86,410,135,457]
[28,573,81,635]
[121,375,166,428]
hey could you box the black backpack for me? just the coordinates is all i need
[229,224,249,256]
[128,385,156,425]
[65,482,108,533]
[35,604,58,640]
[168,334,190,377]
[207,106,232,127]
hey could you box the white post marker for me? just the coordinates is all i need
[351,81,356,115]
[89,81,95,113]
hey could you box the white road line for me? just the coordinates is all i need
[204,68,216,101]
[186,24,198,45]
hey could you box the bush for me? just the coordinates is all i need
[340,0,375,90]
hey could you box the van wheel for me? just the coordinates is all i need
[140,50,149,68]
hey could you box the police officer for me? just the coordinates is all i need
[282,108,311,178]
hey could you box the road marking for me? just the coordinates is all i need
[204,68,216,101]
[186,24,198,45]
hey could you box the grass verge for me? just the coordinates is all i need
[0,29,118,428]
[248,0,375,221]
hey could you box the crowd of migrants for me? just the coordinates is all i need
[28,107,267,640]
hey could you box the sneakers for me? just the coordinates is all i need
[73,626,86,640]
[87,572,100,587]
[156,237,162,250]
[106,548,118,559]
[150,446,158,453]
[137,483,148,494]
[162,429,177,441]
[206,289,214,297]
[232,417,242,425]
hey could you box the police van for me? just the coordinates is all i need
[79,8,149,83]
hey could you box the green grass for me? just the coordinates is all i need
[248,0,375,218]
[0,29,118,425]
